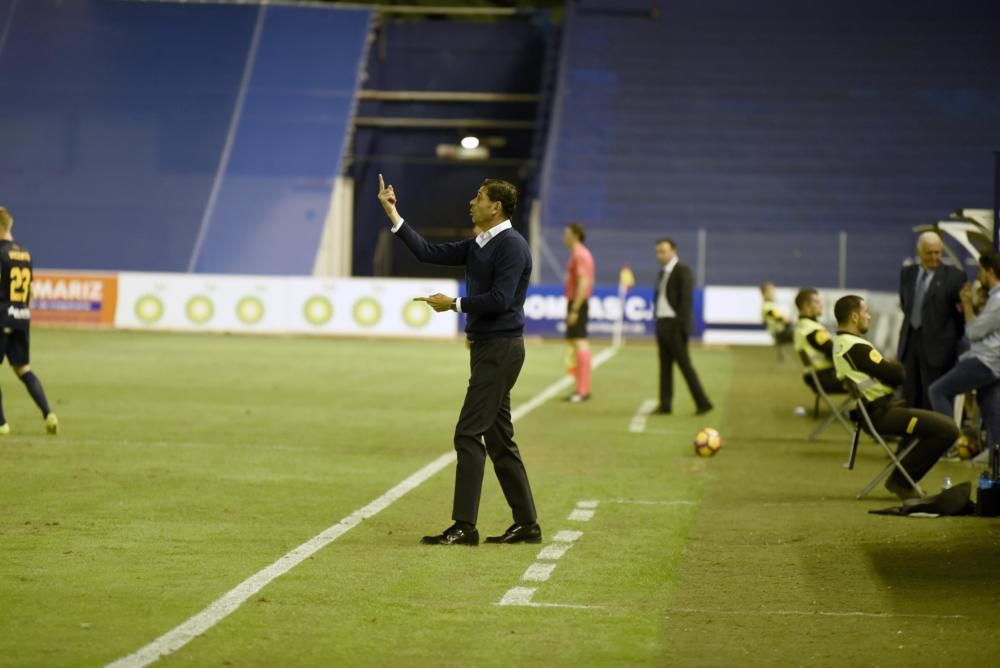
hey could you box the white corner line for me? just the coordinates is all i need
[536,542,573,561]
[606,498,697,506]
[665,607,967,620]
[628,398,659,433]
[551,530,584,543]
[576,500,599,509]
[527,601,606,610]
[498,586,537,606]
[521,562,557,583]
[567,509,595,522]
[106,347,622,668]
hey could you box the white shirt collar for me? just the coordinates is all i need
[475,220,512,248]
[661,257,679,275]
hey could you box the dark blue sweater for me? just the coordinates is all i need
[394,222,532,339]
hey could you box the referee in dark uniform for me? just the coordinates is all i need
[377,175,540,546]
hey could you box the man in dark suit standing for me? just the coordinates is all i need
[377,174,541,547]
[653,238,712,415]
[897,231,966,409]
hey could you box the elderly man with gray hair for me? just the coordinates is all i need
[897,231,967,409]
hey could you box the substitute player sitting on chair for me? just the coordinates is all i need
[833,295,957,499]
[794,288,845,395]
[761,282,794,346]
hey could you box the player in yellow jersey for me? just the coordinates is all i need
[0,208,58,435]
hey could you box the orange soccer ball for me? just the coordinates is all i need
[693,428,722,457]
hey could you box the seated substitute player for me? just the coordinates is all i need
[761,282,794,345]
[793,288,845,395]
[0,207,58,435]
[833,295,957,499]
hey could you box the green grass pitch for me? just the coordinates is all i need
[1,329,998,666]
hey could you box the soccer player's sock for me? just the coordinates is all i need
[563,345,576,376]
[19,372,51,417]
[576,348,592,396]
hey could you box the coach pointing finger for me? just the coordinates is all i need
[379,175,542,547]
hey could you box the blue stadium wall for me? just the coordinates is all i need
[0,0,370,274]
[540,0,1000,290]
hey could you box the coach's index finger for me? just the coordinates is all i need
[378,173,385,191]
[413,296,430,303]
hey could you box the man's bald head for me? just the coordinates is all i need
[916,231,943,270]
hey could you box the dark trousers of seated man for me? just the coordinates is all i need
[867,397,959,487]
[804,368,846,395]
[452,336,537,526]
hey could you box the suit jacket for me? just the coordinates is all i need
[897,263,966,367]
[655,261,695,336]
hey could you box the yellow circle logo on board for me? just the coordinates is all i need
[353,297,382,327]
[185,295,214,324]
[303,296,334,326]
[135,295,164,324]
[236,296,265,325]
[402,300,431,329]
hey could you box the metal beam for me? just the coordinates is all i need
[359,90,539,103]
[374,5,526,17]
[353,117,536,130]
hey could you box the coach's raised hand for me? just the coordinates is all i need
[377,173,403,227]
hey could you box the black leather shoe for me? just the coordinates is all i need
[485,522,542,544]
[695,403,714,415]
[654,406,671,414]
[420,524,479,546]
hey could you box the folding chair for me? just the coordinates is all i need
[843,379,925,499]
[797,350,853,441]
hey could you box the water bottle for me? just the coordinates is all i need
[941,476,952,491]
[979,472,994,491]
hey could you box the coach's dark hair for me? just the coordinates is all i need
[979,251,1000,278]
[566,222,586,243]
[795,288,818,311]
[656,238,676,250]
[834,294,865,325]
[482,179,518,219]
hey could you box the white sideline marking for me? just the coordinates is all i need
[514,346,618,418]
[607,498,697,506]
[666,607,966,620]
[536,542,573,560]
[499,587,537,606]
[628,398,659,433]
[576,499,600,509]
[523,601,605,610]
[106,346,621,668]
[522,562,557,582]
[498,599,605,610]
[568,509,595,521]
[552,530,584,543]
[105,452,454,668]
